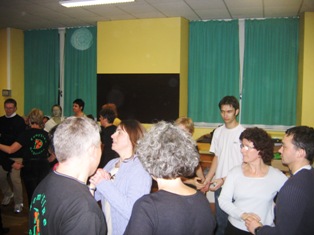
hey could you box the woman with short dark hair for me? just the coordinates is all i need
[218,127,287,235]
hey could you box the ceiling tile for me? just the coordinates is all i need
[0,0,312,30]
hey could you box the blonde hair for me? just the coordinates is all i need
[28,108,44,128]
[174,117,194,135]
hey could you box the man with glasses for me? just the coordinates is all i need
[202,95,245,235]
[246,126,314,235]
[0,98,26,213]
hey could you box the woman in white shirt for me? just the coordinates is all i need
[44,104,65,132]
[218,127,287,235]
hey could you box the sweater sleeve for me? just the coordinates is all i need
[94,159,117,201]
[218,167,244,220]
[96,160,152,220]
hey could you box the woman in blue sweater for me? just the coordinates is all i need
[90,119,152,235]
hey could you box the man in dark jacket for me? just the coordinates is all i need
[246,126,314,235]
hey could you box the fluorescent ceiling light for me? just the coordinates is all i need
[60,0,134,7]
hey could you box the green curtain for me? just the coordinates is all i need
[188,20,240,123]
[63,26,97,117]
[242,18,299,125]
[24,29,59,116]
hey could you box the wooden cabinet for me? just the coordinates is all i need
[197,143,213,171]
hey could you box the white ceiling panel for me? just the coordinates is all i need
[152,2,196,17]
[0,0,313,30]
[186,0,226,9]
[230,7,263,18]
[301,0,314,12]
[196,9,232,20]
[264,0,303,8]
[224,0,263,8]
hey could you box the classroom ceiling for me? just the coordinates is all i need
[0,0,313,31]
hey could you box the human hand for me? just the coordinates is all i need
[208,178,223,192]
[241,212,261,222]
[245,216,263,234]
[47,153,56,162]
[88,182,96,196]
[12,161,23,170]
[193,177,205,190]
[200,179,210,193]
[89,168,111,186]
[200,176,213,192]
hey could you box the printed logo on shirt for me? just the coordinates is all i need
[30,133,48,156]
[29,193,47,235]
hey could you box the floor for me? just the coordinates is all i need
[1,190,28,235]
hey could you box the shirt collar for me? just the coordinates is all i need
[5,112,17,118]
[293,165,312,175]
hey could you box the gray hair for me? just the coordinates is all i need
[136,121,199,179]
[54,117,100,162]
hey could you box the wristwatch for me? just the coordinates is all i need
[254,226,263,234]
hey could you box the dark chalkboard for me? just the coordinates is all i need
[97,74,180,123]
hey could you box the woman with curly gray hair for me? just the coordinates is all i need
[124,121,216,235]
[174,117,205,189]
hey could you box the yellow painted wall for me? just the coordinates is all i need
[179,18,189,117]
[297,12,314,127]
[97,17,189,118]
[97,17,186,73]
[0,28,24,116]
[10,28,25,116]
[297,15,304,125]
[0,29,8,113]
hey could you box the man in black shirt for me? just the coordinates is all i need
[0,98,26,213]
[28,117,107,235]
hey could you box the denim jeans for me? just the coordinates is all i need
[214,187,228,235]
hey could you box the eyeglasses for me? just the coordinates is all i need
[240,143,255,151]
[4,106,15,110]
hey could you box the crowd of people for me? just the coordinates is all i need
[0,96,313,235]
